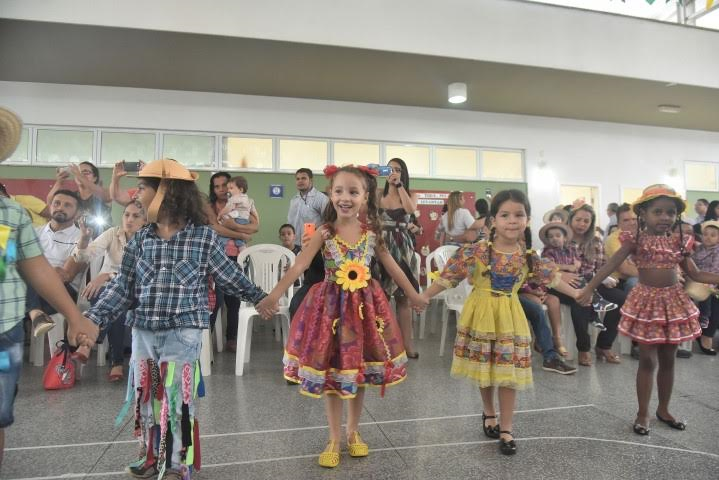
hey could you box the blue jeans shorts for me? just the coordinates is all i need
[0,321,24,428]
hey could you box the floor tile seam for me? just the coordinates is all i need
[7,403,597,451]
[362,404,408,468]
[9,435,719,480]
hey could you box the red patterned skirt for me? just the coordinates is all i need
[619,283,701,344]
[283,279,407,398]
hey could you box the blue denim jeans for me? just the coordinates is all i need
[0,322,24,427]
[131,327,202,473]
[519,296,558,362]
[91,285,127,367]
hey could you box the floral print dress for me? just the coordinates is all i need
[284,230,407,398]
[435,241,559,389]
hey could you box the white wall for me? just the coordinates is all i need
[1,81,718,237]
[2,0,718,88]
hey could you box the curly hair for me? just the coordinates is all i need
[322,166,384,249]
[208,171,231,205]
[143,178,208,226]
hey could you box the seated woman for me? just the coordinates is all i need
[64,201,147,381]
[439,191,484,245]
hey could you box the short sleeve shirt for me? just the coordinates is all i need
[0,197,43,333]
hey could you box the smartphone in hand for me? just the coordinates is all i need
[303,223,316,237]
[123,161,142,172]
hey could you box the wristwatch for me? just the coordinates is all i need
[395,182,404,189]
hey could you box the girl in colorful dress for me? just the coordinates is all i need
[257,165,427,468]
[579,185,719,435]
[420,190,582,455]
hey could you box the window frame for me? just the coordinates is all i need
[479,148,526,182]
[221,133,276,172]
[684,160,719,192]
[277,136,330,174]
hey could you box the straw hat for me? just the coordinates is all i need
[700,220,719,234]
[135,159,198,222]
[631,184,686,215]
[538,222,573,246]
[685,280,713,302]
[542,207,569,225]
[0,107,23,163]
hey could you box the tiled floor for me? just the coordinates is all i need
[4,314,718,480]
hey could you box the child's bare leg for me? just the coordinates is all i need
[346,388,366,437]
[324,396,343,445]
[636,344,658,426]
[480,386,497,427]
[656,344,678,420]
[545,294,567,356]
[498,387,517,439]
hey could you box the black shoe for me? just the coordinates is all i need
[656,412,686,430]
[482,413,500,439]
[499,431,517,455]
[696,339,717,356]
[633,423,650,436]
[676,349,693,359]
[542,357,577,375]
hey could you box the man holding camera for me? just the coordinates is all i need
[26,189,84,335]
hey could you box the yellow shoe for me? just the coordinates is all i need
[318,440,340,468]
[347,431,369,457]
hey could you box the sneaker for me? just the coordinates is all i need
[542,357,577,375]
[591,320,607,332]
[31,312,55,337]
[592,295,617,313]
[630,344,640,360]
[676,349,693,359]
[125,459,158,479]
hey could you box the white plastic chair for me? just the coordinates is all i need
[425,245,459,335]
[439,279,471,356]
[410,251,426,339]
[234,244,296,376]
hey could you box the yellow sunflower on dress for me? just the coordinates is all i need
[335,259,370,292]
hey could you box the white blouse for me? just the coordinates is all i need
[72,226,128,276]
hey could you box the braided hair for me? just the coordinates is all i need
[482,189,534,277]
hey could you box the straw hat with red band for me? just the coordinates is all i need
[700,220,719,234]
[631,184,687,215]
[133,158,199,222]
[0,107,23,163]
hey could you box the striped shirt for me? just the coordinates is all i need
[0,198,43,333]
[85,223,267,331]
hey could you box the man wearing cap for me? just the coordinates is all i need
[84,158,276,479]
[0,107,98,467]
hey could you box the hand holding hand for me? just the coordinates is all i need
[409,292,429,312]
[576,287,592,306]
[68,316,99,349]
[256,295,279,320]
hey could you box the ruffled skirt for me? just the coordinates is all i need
[619,283,701,344]
[284,279,407,398]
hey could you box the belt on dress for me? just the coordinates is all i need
[479,288,513,298]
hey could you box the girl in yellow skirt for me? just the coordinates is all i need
[580,184,719,436]
[421,190,582,455]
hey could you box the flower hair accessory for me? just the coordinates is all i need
[323,164,379,179]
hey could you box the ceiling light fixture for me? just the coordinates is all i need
[448,82,467,104]
[658,104,681,114]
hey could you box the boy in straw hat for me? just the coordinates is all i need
[84,158,276,479]
[691,220,719,355]
[0,107,99,467]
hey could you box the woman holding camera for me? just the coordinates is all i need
[48,161,112,236]
[378,157,421,358]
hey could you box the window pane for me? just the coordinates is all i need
[685,162,718,191]
[435,147,477,178]
[6,127,30,163]
[333,142,379,166]
[36,129,93,165]
[223,137,273,169]
[162,134,214,168]
[385,145,430,176]
[621,187,644,204]
[279,139,327,171]
[481,150,524,180]
[100,131,156,166]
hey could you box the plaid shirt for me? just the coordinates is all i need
[541,244,580,268]
[571,237,606,281]
[0,198,43,333]
[86,223,267,331]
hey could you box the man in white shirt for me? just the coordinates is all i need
[26,189,83,332]
[287,168,329,247]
